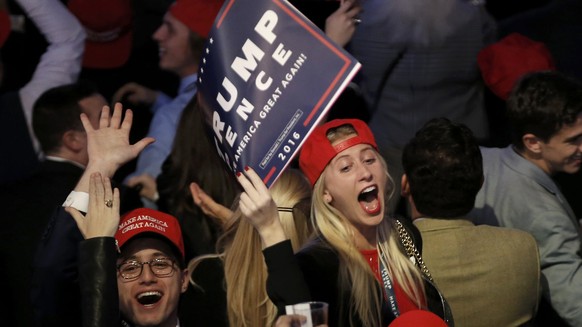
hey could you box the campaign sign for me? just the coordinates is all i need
[197,0,360,187]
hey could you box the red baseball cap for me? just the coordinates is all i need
[0,10,10,48]
[299,119,377,187]
[478,33,555,100]
[388,310,447,327]
[115,208,185,260]
[169,0,224,38]
[68,0,133,69]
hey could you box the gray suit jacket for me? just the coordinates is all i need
[350,0,496,149]
[415,218,540,327]
[469,146,582,326]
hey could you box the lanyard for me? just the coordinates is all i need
[380,260,400,317]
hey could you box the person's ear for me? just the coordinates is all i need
[180,268,189,293]
[62,130,86,152]
[323,190,332,204]
[400,174,410,198]
[522,133,543,154]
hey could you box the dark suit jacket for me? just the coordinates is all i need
[0,160,83,327]
[0,160,142,327]
[0,92,39,185]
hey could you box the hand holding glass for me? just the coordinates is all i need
[285,301,329,327]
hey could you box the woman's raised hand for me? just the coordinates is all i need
[237,167,287,247]
[189,182,233,225]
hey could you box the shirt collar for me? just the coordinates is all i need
[45,155,85,169]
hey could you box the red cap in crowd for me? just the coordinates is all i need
[478,33,555,100]
[169,0,224,38]
[115,208,185,260]
[0,10,10,48]
[68,0,133,69]
[299,119,377,187]
[388,310,448,327]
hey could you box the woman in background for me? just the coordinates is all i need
[181,168,313,327]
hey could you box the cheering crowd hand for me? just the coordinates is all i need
[82,103,155,178]
[126,173,158,201]
[67,172,120,239]
[74,103,155,193]
[325,0,362,47]
[274,314,328,327]
[275,314,307,327]
[189,182,233,226]
[111,82,159,106]
[237,167,287,248]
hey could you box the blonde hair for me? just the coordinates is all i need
[188,169,312,327]
[311,125,425,326]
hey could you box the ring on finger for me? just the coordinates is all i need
[105,199,113,208]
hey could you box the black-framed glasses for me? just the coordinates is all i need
[117,257,176,280]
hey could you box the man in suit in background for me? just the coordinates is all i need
[402,117,541,327]
[0,81,141,326]
[0,0,86,184]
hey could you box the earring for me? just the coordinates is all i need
[324,194,332,203]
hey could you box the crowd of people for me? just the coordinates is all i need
[1,0,581,326]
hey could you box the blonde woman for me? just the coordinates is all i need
[182,168,313,327]
[237,119,452,327]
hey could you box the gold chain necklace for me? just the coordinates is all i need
[395,219,434,282]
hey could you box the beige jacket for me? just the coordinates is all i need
[414,218,540,327]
